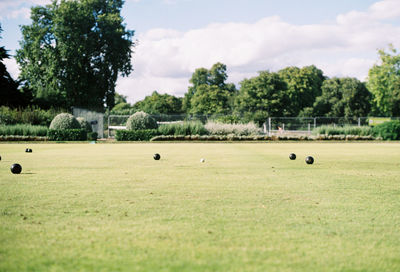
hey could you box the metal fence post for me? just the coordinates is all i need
[268,117,271,136]
[108,115,110,138]
[314,117,317,129]
[358,117,361,127]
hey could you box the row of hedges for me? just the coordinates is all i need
[150,134,376,141]
[115,129,158,141]
[0,124,49,136]
[0,106,62,126]
[313,125,373,136]
[0,135,48,141]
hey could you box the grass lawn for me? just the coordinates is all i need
[0,142,400,271]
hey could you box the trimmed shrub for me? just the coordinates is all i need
[205,121,261,136]
[0,124,48,136]
[158,121,208,136]
[48,129,87,141]
[372,120,400,140]
[0,135,48,141]
[88,132,98,141]
[313,125,373,136]
[76,117,92,132]
[126,112,158,130]
[115,129,158,141]
[49,113,81,130]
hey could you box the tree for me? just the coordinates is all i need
[132,91,183,115]
[278,65,325,116]
[367,45,400,116]
[183,62,236,114]
[189,85,232,115]
[235,71,289,124]
[0,24,30,107]
[313,77,371,117]
[16,0,134,111]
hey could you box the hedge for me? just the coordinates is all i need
[48,129,87,141]
[115,129,159,141]
[0,135,48,141]
[372,120,400,140]
[150,134,376,141]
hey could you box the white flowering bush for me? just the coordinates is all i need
[49,113,80,130]
[205,121,261,136]
[126,111,158,130]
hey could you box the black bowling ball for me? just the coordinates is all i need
[305,156,314,165]
[153,153,161,160]
[289,153,296,160]
[11,163,22,174]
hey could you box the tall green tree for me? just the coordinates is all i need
[278,65,325,116]
[367,45,400,116]
[235,71,289,124]
[16,0,134,111]
[313,77,371,117]
[183,62,236,114]
[0,24,30,107]
[133,91,183,115]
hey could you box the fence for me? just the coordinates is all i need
[106,114,399,138]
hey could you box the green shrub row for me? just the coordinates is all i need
[47,129,87,141]
[0,124,49,136]
[115,129,159,141]
[0,135,48,141]
[158,121,208,136]
[0,106,62,126]
[372,120,400,140]
[313,125,373,136]
[150,134,376,141]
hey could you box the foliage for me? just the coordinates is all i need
[88,132,98,141]
[49,113,80,130]
[0,135,48,141]
[132,91,183,115]
[367,45,400,116]
[278,65,325,116]
[16,0,134,110]
[204,121,260,136]
[189,85,233,115]
[0,24,31,108]
[157,121,208,136]
[313,77,371,117]
[76,117,92,132]
[372,120,400,140]
[115,129,158,141]
[235,71,289,124]
[313,125,373,136]
[0,124,49,136]
[47,128,87,141]
[126,111,158,130]
[0,106,62,126]
[183,63,236,114]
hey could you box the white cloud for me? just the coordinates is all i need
[117,0,400,103]
[0,0,51,20]
[3,57,20,80]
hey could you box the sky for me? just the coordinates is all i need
[1,0,400,103]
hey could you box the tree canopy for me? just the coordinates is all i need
[367,45,400,116]
[313,77,371,117]
[235,71,289,124]
[16,0,134,111]
[183,62,236,115]
[132,91,183,115]
[0,24,30,107]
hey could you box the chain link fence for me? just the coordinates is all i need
[106,114,400,138]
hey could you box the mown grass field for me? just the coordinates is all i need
[0,142,400,271]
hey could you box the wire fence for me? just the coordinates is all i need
[106,114,400,138]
